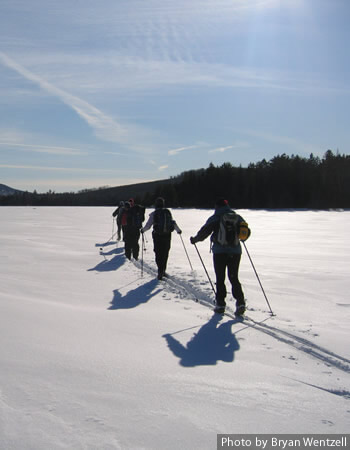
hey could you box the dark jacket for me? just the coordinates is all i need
[126,204,145,229]
[193,205,245,254]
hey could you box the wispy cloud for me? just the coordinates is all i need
[0,142,87,155]
[11,42,345,103]
[0,164,115,172]
[209,142,250,154]
[168,145,198,156]
[0,52,159,150]
[209,145,234,154]
[2,0,347,100]
[30,54,343,96]
[103,151,130,157]
[158,165,168,171]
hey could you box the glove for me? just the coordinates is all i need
[190,236,197,245]
[141,228,144,234]
[177,230,182,234]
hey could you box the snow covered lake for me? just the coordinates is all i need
[1,206,349,449]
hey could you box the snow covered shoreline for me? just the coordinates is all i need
[1,207,349,449]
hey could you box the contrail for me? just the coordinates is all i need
[0,52,127,144]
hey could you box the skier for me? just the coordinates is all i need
[190,198,250,315]
[141,197,182,280]
[112,201,125,240]
[123,198,145,260]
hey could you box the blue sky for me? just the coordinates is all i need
[1,0,349,193]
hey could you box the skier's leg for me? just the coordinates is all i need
[213,253,227,307]
[227,254,245,309]
[132,230,140,260]
[153,234,161,271]
[161,235,171,273]
[117,222,122,240]
[124,240,131,260]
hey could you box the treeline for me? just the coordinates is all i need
[1,150,349,208]
[149,150,350,209]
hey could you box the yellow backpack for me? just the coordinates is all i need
[238,221,251,241]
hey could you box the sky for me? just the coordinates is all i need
[0,0,349,193]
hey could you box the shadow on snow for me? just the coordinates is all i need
[108,279,162,310]
[95,238,119,248]
[88,248,125,272]
[163,314,240,367]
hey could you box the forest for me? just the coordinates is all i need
[154,150,350,209]
[1,150,349,209]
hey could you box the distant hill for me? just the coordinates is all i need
[73,178,176,206]
[0,178,177,206]
[0,184,23,196]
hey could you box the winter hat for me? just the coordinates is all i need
[155,197,165,208]
[215,197,229,208]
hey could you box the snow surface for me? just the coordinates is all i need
[1,207,349,449]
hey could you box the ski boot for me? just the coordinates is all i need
[235,302,246,317]
[214,305,225,314]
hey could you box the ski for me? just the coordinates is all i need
[214,308,246,320]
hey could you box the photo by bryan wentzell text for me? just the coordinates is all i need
[217,435,349,450]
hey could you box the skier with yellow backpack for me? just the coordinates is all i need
[190,197,250,315]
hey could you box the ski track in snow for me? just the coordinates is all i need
[126,250,350,379]
[138,251,350,407]
[1,207,350,447]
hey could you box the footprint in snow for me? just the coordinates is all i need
[321,419,334,427]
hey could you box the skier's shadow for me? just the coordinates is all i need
[88,248,125,273]
[109,279,162,310]
[163,314,240,367]
[100,247,124,257]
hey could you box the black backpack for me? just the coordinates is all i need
[129,205,145,229]
[153,208,174,235]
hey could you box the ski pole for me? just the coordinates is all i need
[193,243,216,297]
[99,248,107,261]
[104,232,118,245]
[141,232,146,277]
[242,241,275,316]
[141,241,144,278]
[141,231,147,251]
[143,232,148,245]
[179,233,194,271]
